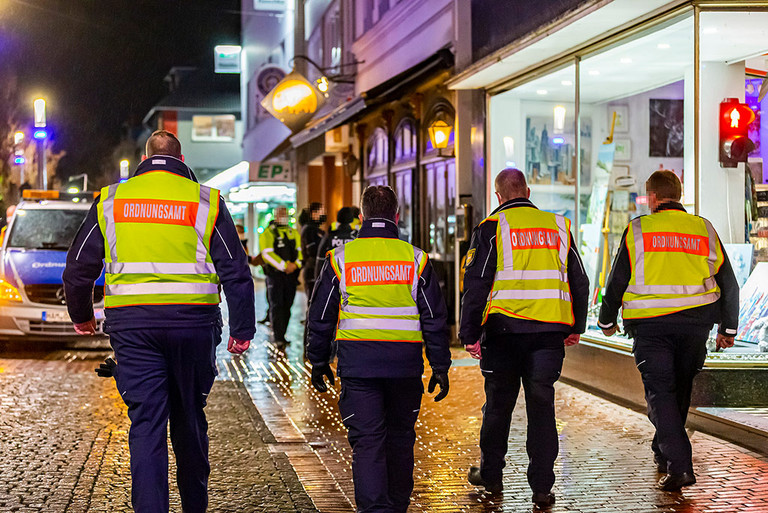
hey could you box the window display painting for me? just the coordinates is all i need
[723,243,754,288]
[745,78,762,158]
[649,99,684,157]
[611,105,629,133]
[737,262,768,350]
[525,117,573,184]
[614,138,631,161]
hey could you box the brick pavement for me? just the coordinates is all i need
[0,353,319,512]
[219,285,768,513]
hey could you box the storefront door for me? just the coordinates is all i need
[424,159,456,323]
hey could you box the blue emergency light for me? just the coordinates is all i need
[33,129,47,140]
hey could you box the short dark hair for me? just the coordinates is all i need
[646,170,681,201]
[336,206,354,225]
[361,185,398,221]
[146,130,182,158]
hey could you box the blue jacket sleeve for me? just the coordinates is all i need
[417,257,451,374]
[63,200,104,324]
[210,198,256,340]
[458,220,497,345]
[306,258,340,366]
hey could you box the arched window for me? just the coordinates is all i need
[365,127,389,177]
[393,118,417,163]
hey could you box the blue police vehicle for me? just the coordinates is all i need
[0,190,105,340]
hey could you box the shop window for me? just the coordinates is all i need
[424,160,456,259]
[323,1,342,73]
[393,169,412,243]
[192,115,236,142]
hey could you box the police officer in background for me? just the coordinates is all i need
[63,130,255,512]
[460,168,588,509]
[307,185,451,513]
[300,202,326,303]
[599,170,738,491]
[315,206,358,281]
[260,206,302,346]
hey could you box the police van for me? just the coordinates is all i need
[0,189,105,340]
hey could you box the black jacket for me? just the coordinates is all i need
[306,218,451,378]
[62,155,256,340]
[300,221,324,277]
[598,202,739,337]
[459,198,590,345]
[315,223,357,280]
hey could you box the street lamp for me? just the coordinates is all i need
[33,98,47,189]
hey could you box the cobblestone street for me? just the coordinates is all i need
[2,285,768,512]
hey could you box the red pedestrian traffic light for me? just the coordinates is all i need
[719,98,755,167]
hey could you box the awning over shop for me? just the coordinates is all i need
[448,0,676,91]
[289,48,454,148]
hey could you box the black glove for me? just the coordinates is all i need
[95,356,117,378]
[428,372,449,402]
[311,364,335,393]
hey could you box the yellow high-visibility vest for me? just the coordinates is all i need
[483,206,574,326]
[329,237,428,343]
[622,210,723,319]
[97,171,221,308]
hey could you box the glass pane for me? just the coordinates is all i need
[9,209,88,250]
[446,161,456,257]
[426,163,436,253]
[395,170,413,242]
[435,162,447,255]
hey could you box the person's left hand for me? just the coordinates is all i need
[95,356,116,378]
[716,333,735,350]
[465,341,482,359]
[428,372,449,402]
[564,333,580,346]
[311,364,335,392]
[285,262,297,274]
[74,317,97,335]
[601,325,619,337]
[227,336,251,354]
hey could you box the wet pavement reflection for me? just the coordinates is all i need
[217,285,768,512]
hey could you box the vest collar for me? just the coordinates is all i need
[492,197,537,215]
[134,155,198,182]
[358,218,399,238]
[654,201,686,213]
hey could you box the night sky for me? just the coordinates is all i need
[0,0,240,178]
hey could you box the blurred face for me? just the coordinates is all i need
[647,188,659,212]
[312,206,326,221]
[275,207,289,226]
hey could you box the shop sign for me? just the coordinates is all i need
[261,71,325,132]
[253,65,288,121]
[249,161,292,182]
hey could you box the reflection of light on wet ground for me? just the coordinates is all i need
[217,287,768,512]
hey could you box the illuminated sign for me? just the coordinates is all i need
[248,160,292,182]
[261,71,325,132]
[214,45,241,74]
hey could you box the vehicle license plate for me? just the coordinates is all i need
[42,310,70,322]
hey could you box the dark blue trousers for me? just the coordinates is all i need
[478,332,565,494]
[338,377,423,513]
[111,326,220,513]
[632,326,708,475]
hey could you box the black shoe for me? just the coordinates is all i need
[467,466,502,494]
[658,472,696,491]
[653,454,667,473]
[532,492,556,509]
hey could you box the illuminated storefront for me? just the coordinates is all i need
[452,2,768,413]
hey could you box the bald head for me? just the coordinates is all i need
[145,130,182,159]
[495,168,529,203]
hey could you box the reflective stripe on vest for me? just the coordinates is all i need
[332,236,426,343]
[98,171,220,307]
[484,207,574,326]
[622,211,722,319]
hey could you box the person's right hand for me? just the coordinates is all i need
[564,333,580,346]
[227,337,251,354]
[311,364,335,392]
[601,326,619,337]
[95,356,117,378]
[716,333,735,350]
[74,317,97,335]
[465,341,482,359]
[285,262,297,274]
[428,372,449,402]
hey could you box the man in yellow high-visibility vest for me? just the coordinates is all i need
[307,185,450,513]
[460,168,589,509]
[599,170,739,491]
[63,130,255,513]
